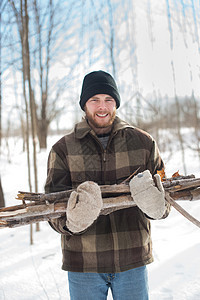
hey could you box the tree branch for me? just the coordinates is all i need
[0,175,200,228]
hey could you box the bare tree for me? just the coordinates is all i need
[165,0,187,174]
[9,0,38,243]
[189,1,200,163]
[0,0,8,148]
[8,0,33,187]
[90,0,117,76]
[0,176,5,208]
[23,0,39,238]
[4,0,78,150]
[31,0,79,149]
[33,0,54,149]
[0,3,2,148]
[170,0,200,166]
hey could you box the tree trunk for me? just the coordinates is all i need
[24,1,39,234]
[175,95,187,175]
[0,177,5,208]
[0,4,2,148]
[37,119,48,149]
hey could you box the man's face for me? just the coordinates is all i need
[84,94,116,134]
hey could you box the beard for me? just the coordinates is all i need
[85,107,116,129]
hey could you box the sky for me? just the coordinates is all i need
[131,0,200,98]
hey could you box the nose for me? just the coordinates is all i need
[98,100,107,110]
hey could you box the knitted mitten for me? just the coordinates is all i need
[66,181,103,233]
[129,170,165,219]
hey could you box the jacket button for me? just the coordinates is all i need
[77,175,82,181]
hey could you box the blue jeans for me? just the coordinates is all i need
[68,266,149,300]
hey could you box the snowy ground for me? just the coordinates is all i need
[0,135,200,300]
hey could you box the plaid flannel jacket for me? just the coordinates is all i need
[45,116,170,273]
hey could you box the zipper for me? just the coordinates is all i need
[90,133,107,183]
[103,149,106,162]
[90,131,117,183]
[102,149,107,183]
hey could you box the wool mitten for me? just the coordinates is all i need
[66,181,103,233]
[129,170,165,219]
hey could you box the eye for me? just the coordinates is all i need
[106,98,114,103]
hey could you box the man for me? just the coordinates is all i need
[45,70,171,300]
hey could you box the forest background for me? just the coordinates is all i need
[0,0,200,213]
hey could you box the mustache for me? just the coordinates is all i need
[95,111,109,114]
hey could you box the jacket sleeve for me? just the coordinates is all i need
[146,139,171,220]
[45,147,72,235]
[45,148,72,194]
[146,139,164,176]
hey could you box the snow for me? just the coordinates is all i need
[0,136,200,299]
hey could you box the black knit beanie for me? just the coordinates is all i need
[79,70,121,110]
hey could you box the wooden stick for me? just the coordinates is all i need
[0,175,200,228]
[15,176,200,203]
[165,192,200,228]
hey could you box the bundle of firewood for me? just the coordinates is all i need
[0,174,200,229]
